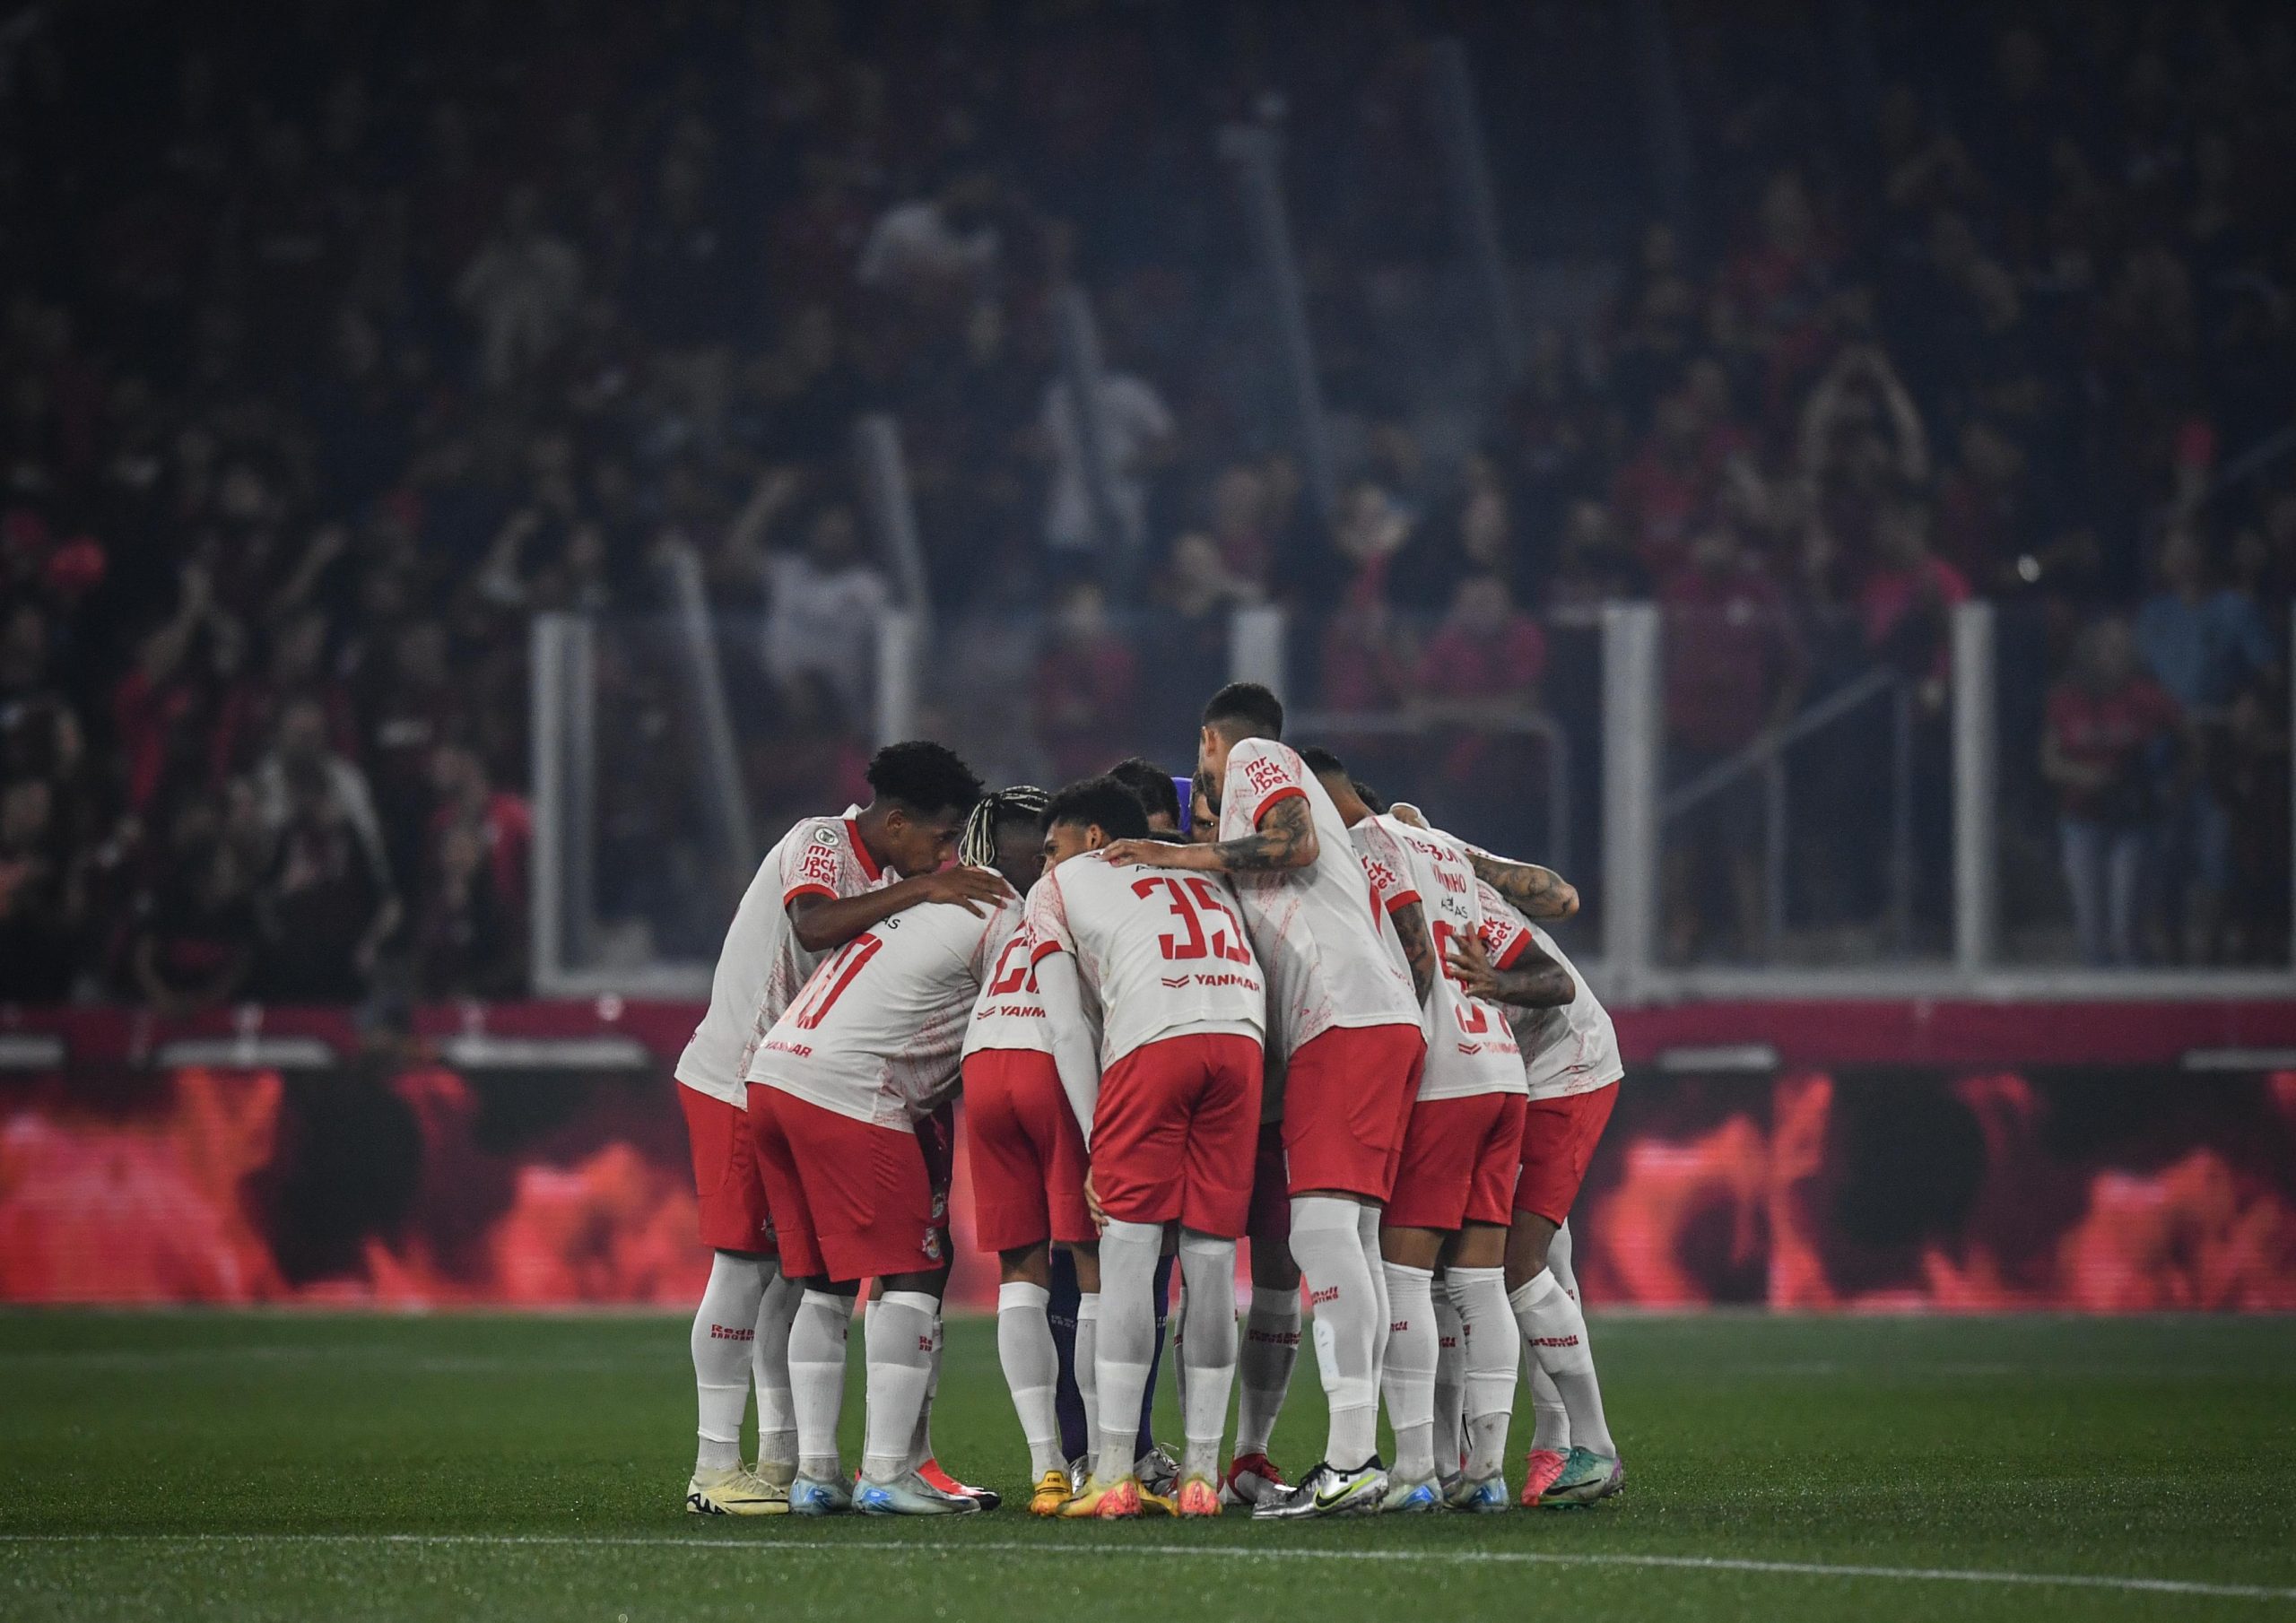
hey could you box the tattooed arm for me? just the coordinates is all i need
[1446,924,1575,1009]
[1462,845,1578,921]
[1389,897,1439,1005]
[1103,793,1319,873]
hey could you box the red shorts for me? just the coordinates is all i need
[1280,1022,1426,1202]
[679,1085,775,1254]
[1386,1091,1527,1231]
[963,1049,1092,1252]
[1246,1119,1291,1244]
[1514,1081,1620,1226]
[1092,1032,1262,1237]
[746,1082,942,1283]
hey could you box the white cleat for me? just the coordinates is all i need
[855,1471,984,1515]
[685,1465,789,1516]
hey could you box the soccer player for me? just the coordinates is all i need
[674,742,1000,1515]
[1031,775,1266,1519]
[1104,682,1425,1519]
[954,785,1105,1514]
[1305,751,1535,1514]
[1432,829,1625,1507]
[744,832,1023,1516]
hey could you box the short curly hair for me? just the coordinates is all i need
[1106,757,1182,826]
[1043,774,1151,842]
[865,741,986,818]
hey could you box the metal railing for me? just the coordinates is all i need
[1291,707,1571,883]
[1659,664,1909,959]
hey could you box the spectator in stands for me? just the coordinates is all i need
[128,794,255,1016]
[255,756,399,1002]
[761,496,892,723]
[1414,570,1549,850]
[0,777,75,1002]
[255,698,390,894]
[1036,345,1175,583]
[455,185,583,388]
[2043,617,2184,967]
[2136,524,2281,961]
[413,743,529,997]
[1031,580,1141,783]
[1659,525,1807,960]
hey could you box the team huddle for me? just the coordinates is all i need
[673,681,1624,1521]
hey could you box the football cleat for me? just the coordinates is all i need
[1059,1473,1143,1519]
[1136,1445,1178,1500]
[684,1466,789,1516]
[1250,1459,1388,1520]
[856,1471,982,1516]
[1028,1468,1074,1516]
[788,1472,854,1515]
[918,1457,1001,1511]
[1175,1475,1222,1517]
[1539,1446,1624,1506]
[1520,1447,1570,1506]
[1379,1471,1442,1514]
[753,1456,797,1490]
[1447,1472,1510,1513]
[1219,1452,1288,1507]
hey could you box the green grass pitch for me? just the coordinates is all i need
[3,1310,2292,1621]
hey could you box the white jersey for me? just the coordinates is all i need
[1355,816,1523,1101]
[1218,737,1419,1059]
[960,906,1105,1061]
[1474,881,1622,1101]
[674,806,890,1106]
[748,894,1022,1129]
[1024,850,1265,1067]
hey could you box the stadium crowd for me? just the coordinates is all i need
[1,0,2292,1006]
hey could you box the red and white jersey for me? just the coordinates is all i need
[960,901,1104,1062]
[674,806,891,1107]
[1474,880,1622,1101]
[1359,817,1523,1101]
[748,894,1022,1130]
[1218,737,1419,1059]
[1025,850,1265,1067]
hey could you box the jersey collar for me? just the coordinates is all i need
[842,805,883,881]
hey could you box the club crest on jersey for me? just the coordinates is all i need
[922,1226,944,1263]
[810,822,840,846]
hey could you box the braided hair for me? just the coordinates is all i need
[958,784,1050,868]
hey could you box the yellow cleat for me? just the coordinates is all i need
[1175,1475,1222,1517]
[685,1465,790,1516]
[1028,1469,1073,1515]
[1059,1473,1143,1519]
[1136,1481,1178,1516]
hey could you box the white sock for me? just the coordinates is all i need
[1431,1291,1465,1477]
[996,1280,1063,1478]
[1359,1204,1390,1397]
[1289,1196,1379,1469]
[1530,1366,1570,1452]
[1074,1290,1100,1463]
[1095,1219,1161,1481]
[1534,1223,1584,1454]
[862,1290,937,1485]
[905,1307,944,1471]
[1177,1230,1239,1483]
[690,1253,768,1472]
[1379,1261,1438,1480]
[1448,1265,1516,1480]
[1509,1268,1614,1457]
[752,1262,803,1479]
[1235,1285,1300,1459]
[788,1289,852,1481]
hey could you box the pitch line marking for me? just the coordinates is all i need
[2,1534,2291,1601]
